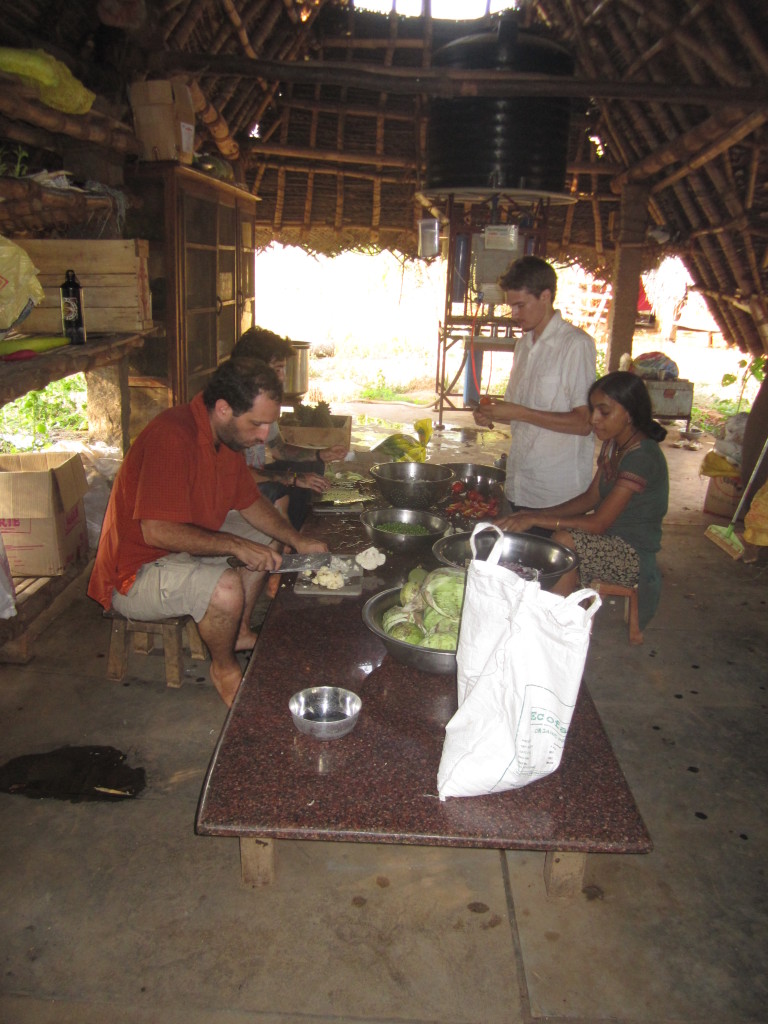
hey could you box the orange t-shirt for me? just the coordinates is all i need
[88,393,261,610]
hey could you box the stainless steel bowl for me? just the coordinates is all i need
[432,528,578,591]
[361,587,458,675]
[442,462,505,496]
[360,507,449,554]
[369,462,454,510]
[289,686,362,740]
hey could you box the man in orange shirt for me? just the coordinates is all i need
[88,357,328,707]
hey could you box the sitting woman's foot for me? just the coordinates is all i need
[210,663,242,707]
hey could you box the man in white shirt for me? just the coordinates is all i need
[473,256,596,509]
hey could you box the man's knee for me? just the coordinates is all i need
[207,567,246,617]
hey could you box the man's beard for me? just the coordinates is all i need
[216,421,248,452]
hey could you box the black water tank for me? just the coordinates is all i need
[426,18,574,193]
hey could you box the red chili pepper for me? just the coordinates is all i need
[2,349,38,361]
[451,481,465,495]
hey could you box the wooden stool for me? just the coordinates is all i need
[590,580,643,645]
[105,612,208,688]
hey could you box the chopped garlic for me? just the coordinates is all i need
[355,546,386,570]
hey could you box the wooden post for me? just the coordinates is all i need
[86,357,131,454]
[240,837,276,887]
[543,851,587,897]
[605,183,650,372]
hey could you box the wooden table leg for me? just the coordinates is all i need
[543,851,587,897]
[240,837,276,887]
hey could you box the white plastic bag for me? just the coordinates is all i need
[437,523,600,800]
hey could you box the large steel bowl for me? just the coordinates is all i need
[360,507,449,554]
[442,462,505,496]
[369,462,454,510]
[432,528,578,591]
[361,587,458,675]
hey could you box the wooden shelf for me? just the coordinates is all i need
[0,332,147,408]
[0,557,94,664]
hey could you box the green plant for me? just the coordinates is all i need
[690,397,743,434]
[0,143,29,177]
[720,355,765,411]
[358,370,409,402]
[595,343,607,379]
[0,374,88,452]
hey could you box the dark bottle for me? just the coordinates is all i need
[60,269,86,345]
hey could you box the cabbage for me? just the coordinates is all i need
[422,605,457,634]
[388,622,425,645]
[421,567,466,619]
[408,566,429,587]
[399,580,422,606]
[382,605,411,632]
[421,630,458,651]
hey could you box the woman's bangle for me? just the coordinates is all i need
[292,472,298,486]
[555,520,560,530]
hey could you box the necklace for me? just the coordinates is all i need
[616,429,640,454]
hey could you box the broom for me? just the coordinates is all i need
[705,434,768,559]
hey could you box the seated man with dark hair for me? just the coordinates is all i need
[88,356,328,708]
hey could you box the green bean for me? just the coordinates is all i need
[376,522,431,535]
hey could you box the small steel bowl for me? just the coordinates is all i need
[361,587,458,675]
[289,686,362,740]
[432,528,578,591]
[360,507,449,554]
[442,462,505,496]
[369,462,455,510]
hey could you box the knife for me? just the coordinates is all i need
[227,552,333,573]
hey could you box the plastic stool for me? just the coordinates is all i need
[590,580,643,645]
[105,612,208,687]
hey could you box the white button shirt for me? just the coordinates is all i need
[504,310,597,508]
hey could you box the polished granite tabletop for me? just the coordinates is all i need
[196,510,652,854]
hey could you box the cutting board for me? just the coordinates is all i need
[293,556,364,597]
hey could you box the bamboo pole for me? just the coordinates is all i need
[651,111,768,194]
[612,0,742,84]
[721,0,768,76]
[621,0,716,79]
[220,0,258,57]
[611,108,749,193]
[168,0,213,49]
[147,52,768,107]
[245,141,415,169]
[185,78,241,161]
[278,98,414,122]
[0,84,138,155]
[303,81,321,230]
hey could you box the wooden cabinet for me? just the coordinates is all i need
[125,164,258,432]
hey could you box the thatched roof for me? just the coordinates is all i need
[1,0,767,356]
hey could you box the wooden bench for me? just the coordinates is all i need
[591,580,643,645]
[105,611,207,688]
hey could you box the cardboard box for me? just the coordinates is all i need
[129,77,195,164]
[278,415,352,451]
[0,453,90,576]
[16,239,153,335]
[703,474,744,520]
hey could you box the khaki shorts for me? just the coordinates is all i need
[111,511,271,623]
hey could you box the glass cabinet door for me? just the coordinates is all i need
[217,202,237,363]
[238,210,256,339]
